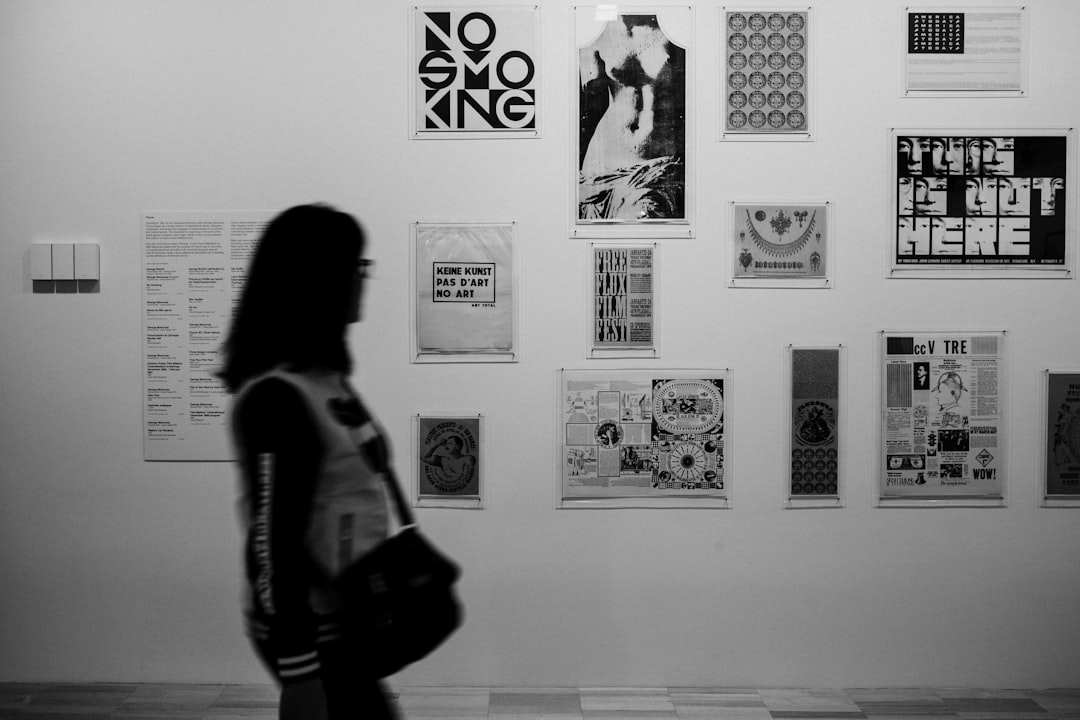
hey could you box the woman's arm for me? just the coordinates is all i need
[236,379,326,690]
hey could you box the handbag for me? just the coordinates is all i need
[334,467,463,678]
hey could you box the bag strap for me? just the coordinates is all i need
[379,468,417,529]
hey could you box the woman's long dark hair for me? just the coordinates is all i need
[218,204,365,393]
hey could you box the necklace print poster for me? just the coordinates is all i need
[732,202,828,286]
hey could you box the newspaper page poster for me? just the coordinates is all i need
[790,348,839,498]
[592,245,654,352]
[416,416,481,500]
[575,7,689,231]
[142,210,271,460]
[734,203,826,279]
[415,223,514,356]
[412,6,540,138]
[893,131,1069,274]
[560,369,728,504]
[1045,372,1080,497]
[723,10,808,133]
[880,332,1004,500]
[904,8,1024,94]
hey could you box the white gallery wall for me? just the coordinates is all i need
[2,0,1079,688]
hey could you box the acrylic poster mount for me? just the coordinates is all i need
[410,6,542,139]
[877,330,1007,508]
[1040,370,1080,508]
[785,345,844,509]
[557,368,732,509]
[572,5,695,238]
[887,127,1074,279]
[587,242,660,359]
[413,414,484,509]
[729,200,832,288]
[720,6,815,142]
[901,7,1028,98]
[411,222,520,363]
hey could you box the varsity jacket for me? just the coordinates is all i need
[231,368,391,683]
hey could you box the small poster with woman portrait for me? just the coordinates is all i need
[573,6,693,237]
[1043,371,1080,506]
[415,415,483,508]
[889,128,1072,278]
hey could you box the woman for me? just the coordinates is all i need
[219,204,398,719]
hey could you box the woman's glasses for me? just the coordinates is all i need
[356,258,375,278]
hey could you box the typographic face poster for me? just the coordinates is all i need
[733,203,826,278]
[892,131,1069,273]
[412,7,540,137]
[417,416,481,499]
[790,348,839,498]
[575,7,689,229]
[592,245,654,352]
[1045,372,1080,497]
[415,223,514,355]
[560,370,728,503]
[880,332,1004,500]
[904,8,1024,94]
[723,10,809,134]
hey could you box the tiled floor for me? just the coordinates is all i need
[0,684,1078,720]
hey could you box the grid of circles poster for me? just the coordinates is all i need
[724,10,808,134]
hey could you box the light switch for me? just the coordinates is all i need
[31,244,53,280]
[74,243,100,280]
[51,244,75,280]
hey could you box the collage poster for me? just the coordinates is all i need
[723,10,809,133]
[733,203,826,279]
[1045,372,1080,497]
[880,332,1004,500]
[561,370,728,502]
[790,348,840,498]
[412,7,539,137]
[415,223,514,356]
[893,132,1068,272]
[576,7,689,227]
[417,416,481,500]
[592,245,654,352]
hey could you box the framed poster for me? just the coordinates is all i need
[411,222,518,362]
[730,201,831,288]
[572,5,693,238]
[1042,371,1080,507]
[558,368,731,509]
[888,128,1073,278]
[413,415,483,508]
[902,7,1027,97]
[879,331,1006,507]
[410,6,541,139]
[786,346,842,508]
[587,243,659,358]
[720,7,813,141]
